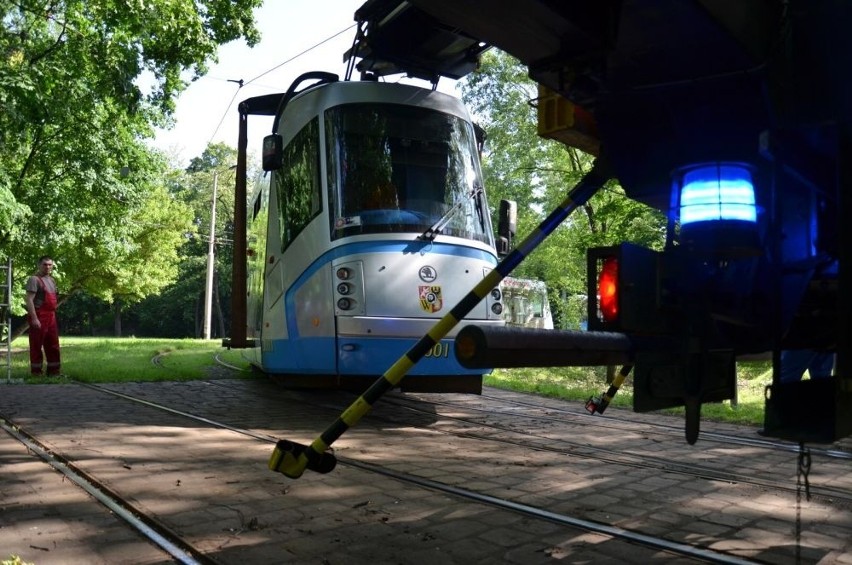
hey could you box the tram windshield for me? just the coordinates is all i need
[326,103,493,245]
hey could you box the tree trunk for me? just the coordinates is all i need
[195,294,202,338]
[214,271,226,339]
[113,299,123,337]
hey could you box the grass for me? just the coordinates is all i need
[486,360,773,427]
[2,336,253,384]
[2,336,772,426]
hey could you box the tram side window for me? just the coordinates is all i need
[275,118,321,251]
[246,189,268,338]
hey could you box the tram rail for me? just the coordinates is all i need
[4,364,850,562]
[82,380,760,564]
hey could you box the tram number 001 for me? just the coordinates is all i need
[424,342,451,358]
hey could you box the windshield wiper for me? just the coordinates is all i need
[419,185,483,241]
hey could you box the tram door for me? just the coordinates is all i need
[263,117,338,374]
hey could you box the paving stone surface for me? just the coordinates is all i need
[1,378,851,564]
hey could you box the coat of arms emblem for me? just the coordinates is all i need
[419,285,443,313]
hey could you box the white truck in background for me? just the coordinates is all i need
[500,277,553,330]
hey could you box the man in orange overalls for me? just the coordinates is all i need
[24,256,61,376]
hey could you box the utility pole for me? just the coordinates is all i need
[203,170,219,340]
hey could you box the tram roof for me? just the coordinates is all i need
[238,92,286,117]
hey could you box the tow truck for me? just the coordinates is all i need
[340,0,851,445]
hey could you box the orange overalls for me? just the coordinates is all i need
[29,277,61,375]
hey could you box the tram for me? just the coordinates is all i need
[500,277,554,330]
[242,73,505,393]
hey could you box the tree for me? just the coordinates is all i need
[1,0,262,328]
[460,50,553,214]
[459,50,666,328]
[182,143,242,338]
[57,143,266,339]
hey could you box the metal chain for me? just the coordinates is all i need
[795,442,812,564]
[798,442,812,501]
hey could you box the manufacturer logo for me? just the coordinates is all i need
[419,265,437,282]
[419,285,443,313]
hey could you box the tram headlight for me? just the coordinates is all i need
[337,297,353,310]
[337,282,351,295]
[491,303,503,315]
[490,288,502,301]
[336,267,351,280]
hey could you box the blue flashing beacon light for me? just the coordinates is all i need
[679,164,757,226]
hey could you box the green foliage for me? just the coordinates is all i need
[64,153,196,306]
[128,255,207,337]
[2,556,34,565]
[182,143,242,250]
[54,143,254,338]
[176,144,245,336]
[0,0,261,323]
[459,50,667,328]
[460,50,554,213]
[53,292,113,335]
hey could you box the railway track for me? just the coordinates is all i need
[2,368,850,563]
[196,372,852,505]
[201,358,852,507]
[4,380,754,564]
[0,417,212,565]
[370,391,852,501]
[160,358,852,511]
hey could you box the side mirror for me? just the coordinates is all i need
[497,199,517,256]
[262,134,283,171]
[474,123,487,155]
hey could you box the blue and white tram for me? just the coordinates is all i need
[243,73,505,393]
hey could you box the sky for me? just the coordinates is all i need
[151,0,459,167]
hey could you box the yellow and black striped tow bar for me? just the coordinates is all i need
[269,159,611,478]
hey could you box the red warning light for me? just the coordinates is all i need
[598,257,619,322]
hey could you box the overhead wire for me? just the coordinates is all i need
[202,23,357,149]
[205,88,243,152]
[244,23,356,87]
